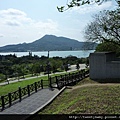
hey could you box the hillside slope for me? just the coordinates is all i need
[39,78,120,114]
[0,35,96,52]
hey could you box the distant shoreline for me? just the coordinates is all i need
[0,50,95,58]
[0,49,95,53]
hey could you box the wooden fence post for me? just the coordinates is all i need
[1,96,5,110]
[76,73,78,81]
[19,87,22,102]
[55,76,59,89]
[49,77,52,88]
[67,74,69,85]
[41,80,43,89]
[69,74,71,84]
[78,71,80,80]
[27,85,30,96]
[78,72,80,81]
[8,93,11,107]
[35,82,37,92]
[78,71,81,80]
[60,75,63,79]
[63,74,67,86]
[72,74,74,83]
[83,72,85,78]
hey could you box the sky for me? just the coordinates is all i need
[0,0,118,47]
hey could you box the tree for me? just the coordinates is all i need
[52,65,57,73]
[12,64,22,80]
[0,73,5,82]
[57,0,120,12]
[95,42,120,56]
[76,63,80,70]
[65,64,69,72]
[84,8,120,46]
[33,63,41,76]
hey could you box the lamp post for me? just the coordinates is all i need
[47,51,49,81]
[47,51,52,89]
[47,51,53,89]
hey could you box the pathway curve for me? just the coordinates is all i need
[0,64,86,86]
[0,87,66,120]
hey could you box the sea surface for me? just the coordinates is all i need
[0,50,94,58]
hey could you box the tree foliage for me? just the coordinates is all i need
[0,54,88,81]
[57,0,120,12]
[95,42,120,56]
[84,8,120,46]
[76,63,80,70]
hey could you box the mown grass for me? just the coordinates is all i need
[0,76,47,96]
[0,71,78,96]
[76,77,98,85]
[39,78,120,114]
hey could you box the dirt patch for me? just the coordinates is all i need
[66,83,120,92]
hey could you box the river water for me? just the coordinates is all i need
[0,50,94,58]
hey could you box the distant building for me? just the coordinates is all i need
[89,52,120,79]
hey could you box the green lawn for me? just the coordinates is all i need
[0,77,46,96]
[0,71,78,96]
[39,78,120,114]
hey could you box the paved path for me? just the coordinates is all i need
[0,64,86,86]
[0,87,66,120]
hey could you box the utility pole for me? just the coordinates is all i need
[47,51,49,81]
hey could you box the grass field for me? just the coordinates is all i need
[39,78,120,114]
[0,71,77,96]
[0,77,47,96]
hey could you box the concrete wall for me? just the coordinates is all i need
[106,61,120,78]
[89,52,120,79]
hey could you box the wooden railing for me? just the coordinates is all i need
[0,79,47,111]
[0,69,89,111]
[50,69,89,89]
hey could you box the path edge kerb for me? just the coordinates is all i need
[30,86,66,115]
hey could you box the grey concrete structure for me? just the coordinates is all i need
[89,52,120,79]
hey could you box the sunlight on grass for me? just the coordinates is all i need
[39,78,120,114]
[0,71,78,96]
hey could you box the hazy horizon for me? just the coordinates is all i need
[0,0,118,47]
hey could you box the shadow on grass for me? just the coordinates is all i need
[92,78,120,83]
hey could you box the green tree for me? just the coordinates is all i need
[57,0,120,12]
[15,65,22,80]
[84,8,120,46]
[40,65,44,72]
[52,65,57,73]
[28,64,34,76]
[96,42,120,56]
[76,63,80,70]
[33,63,41,76]
[0,73,5,82]
[20,64,28,78]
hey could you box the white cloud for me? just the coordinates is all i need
[5,20,21,26]
[0,8,33,26]
[0,34,4,37]
[71,1,113,14]
[0,8,26,16]
[0,8,59,46]
[0,8,58,28]
[34,19,58,32]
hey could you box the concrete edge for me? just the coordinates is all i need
[30,86,66,115]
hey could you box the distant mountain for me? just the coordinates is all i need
[0,35,96,52]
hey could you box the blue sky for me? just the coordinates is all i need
[0,0,118,47]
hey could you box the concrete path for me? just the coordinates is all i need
[0,64,86,86]
[0,87,66,119]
